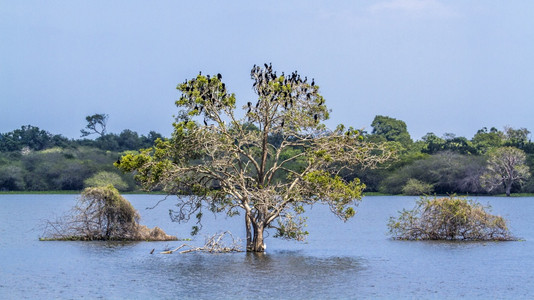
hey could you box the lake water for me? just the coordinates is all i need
[1,194,533,299]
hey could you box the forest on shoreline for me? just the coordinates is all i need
[1,115,533,196]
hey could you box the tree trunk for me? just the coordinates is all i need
[245,214,253,251]
[249,222,266,252]
[504,177,513,197]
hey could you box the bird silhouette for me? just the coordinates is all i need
[217,73,222,80]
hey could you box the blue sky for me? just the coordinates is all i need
[1,1,533,140]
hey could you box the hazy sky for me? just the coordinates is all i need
[1,1,533,140]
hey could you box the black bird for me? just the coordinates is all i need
[264,63,269,69]
[116,157,121,165]
[318,99,324,106]
[217,73,222,80]
[311,78,315,86]
[204,119,208,126]
[281,119,285,128]
[199,71,202,76]
[314,114,318,122]
[150,248,155,254]
[247,101,252,107]
[206,75,210,82]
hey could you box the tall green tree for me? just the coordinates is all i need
[472,127,504,154]
[370,115,412,147]
[118,64,395,252]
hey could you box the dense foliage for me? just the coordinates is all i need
[0,125,162,191]
[1,112,533,196]
[359,121,534,196]
[388,196,514,241]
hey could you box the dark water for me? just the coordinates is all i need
[1,194,533,299]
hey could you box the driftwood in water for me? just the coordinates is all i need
[160,231,242,254]
[41,185,177,241]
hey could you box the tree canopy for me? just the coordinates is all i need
[118,64,395,252]
[81,113,109,137]
[370,115,412,147]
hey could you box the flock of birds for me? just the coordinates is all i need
[179,63,323,128]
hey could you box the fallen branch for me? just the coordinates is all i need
[160,244,188,254]
[159,231,243,254]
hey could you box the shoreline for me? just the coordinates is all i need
[2,191,533,197]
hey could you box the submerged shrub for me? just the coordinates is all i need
[388,196,514,241]
[42,185,176,241]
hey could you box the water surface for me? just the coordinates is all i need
[1,194,533,299]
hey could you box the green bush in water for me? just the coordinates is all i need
[388,196,515,241]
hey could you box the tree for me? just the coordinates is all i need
[421,132,445,154]
[81,113,108,137]
[481,146,530,196]
[118,64,395,252]
[504,126,530,149]
[370,115,412,147]
[472,127,504,154]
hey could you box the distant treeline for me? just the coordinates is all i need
[0,125,162,191]
[348,116,534,195]
[1,116,534,195]
[0,125,162,152]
